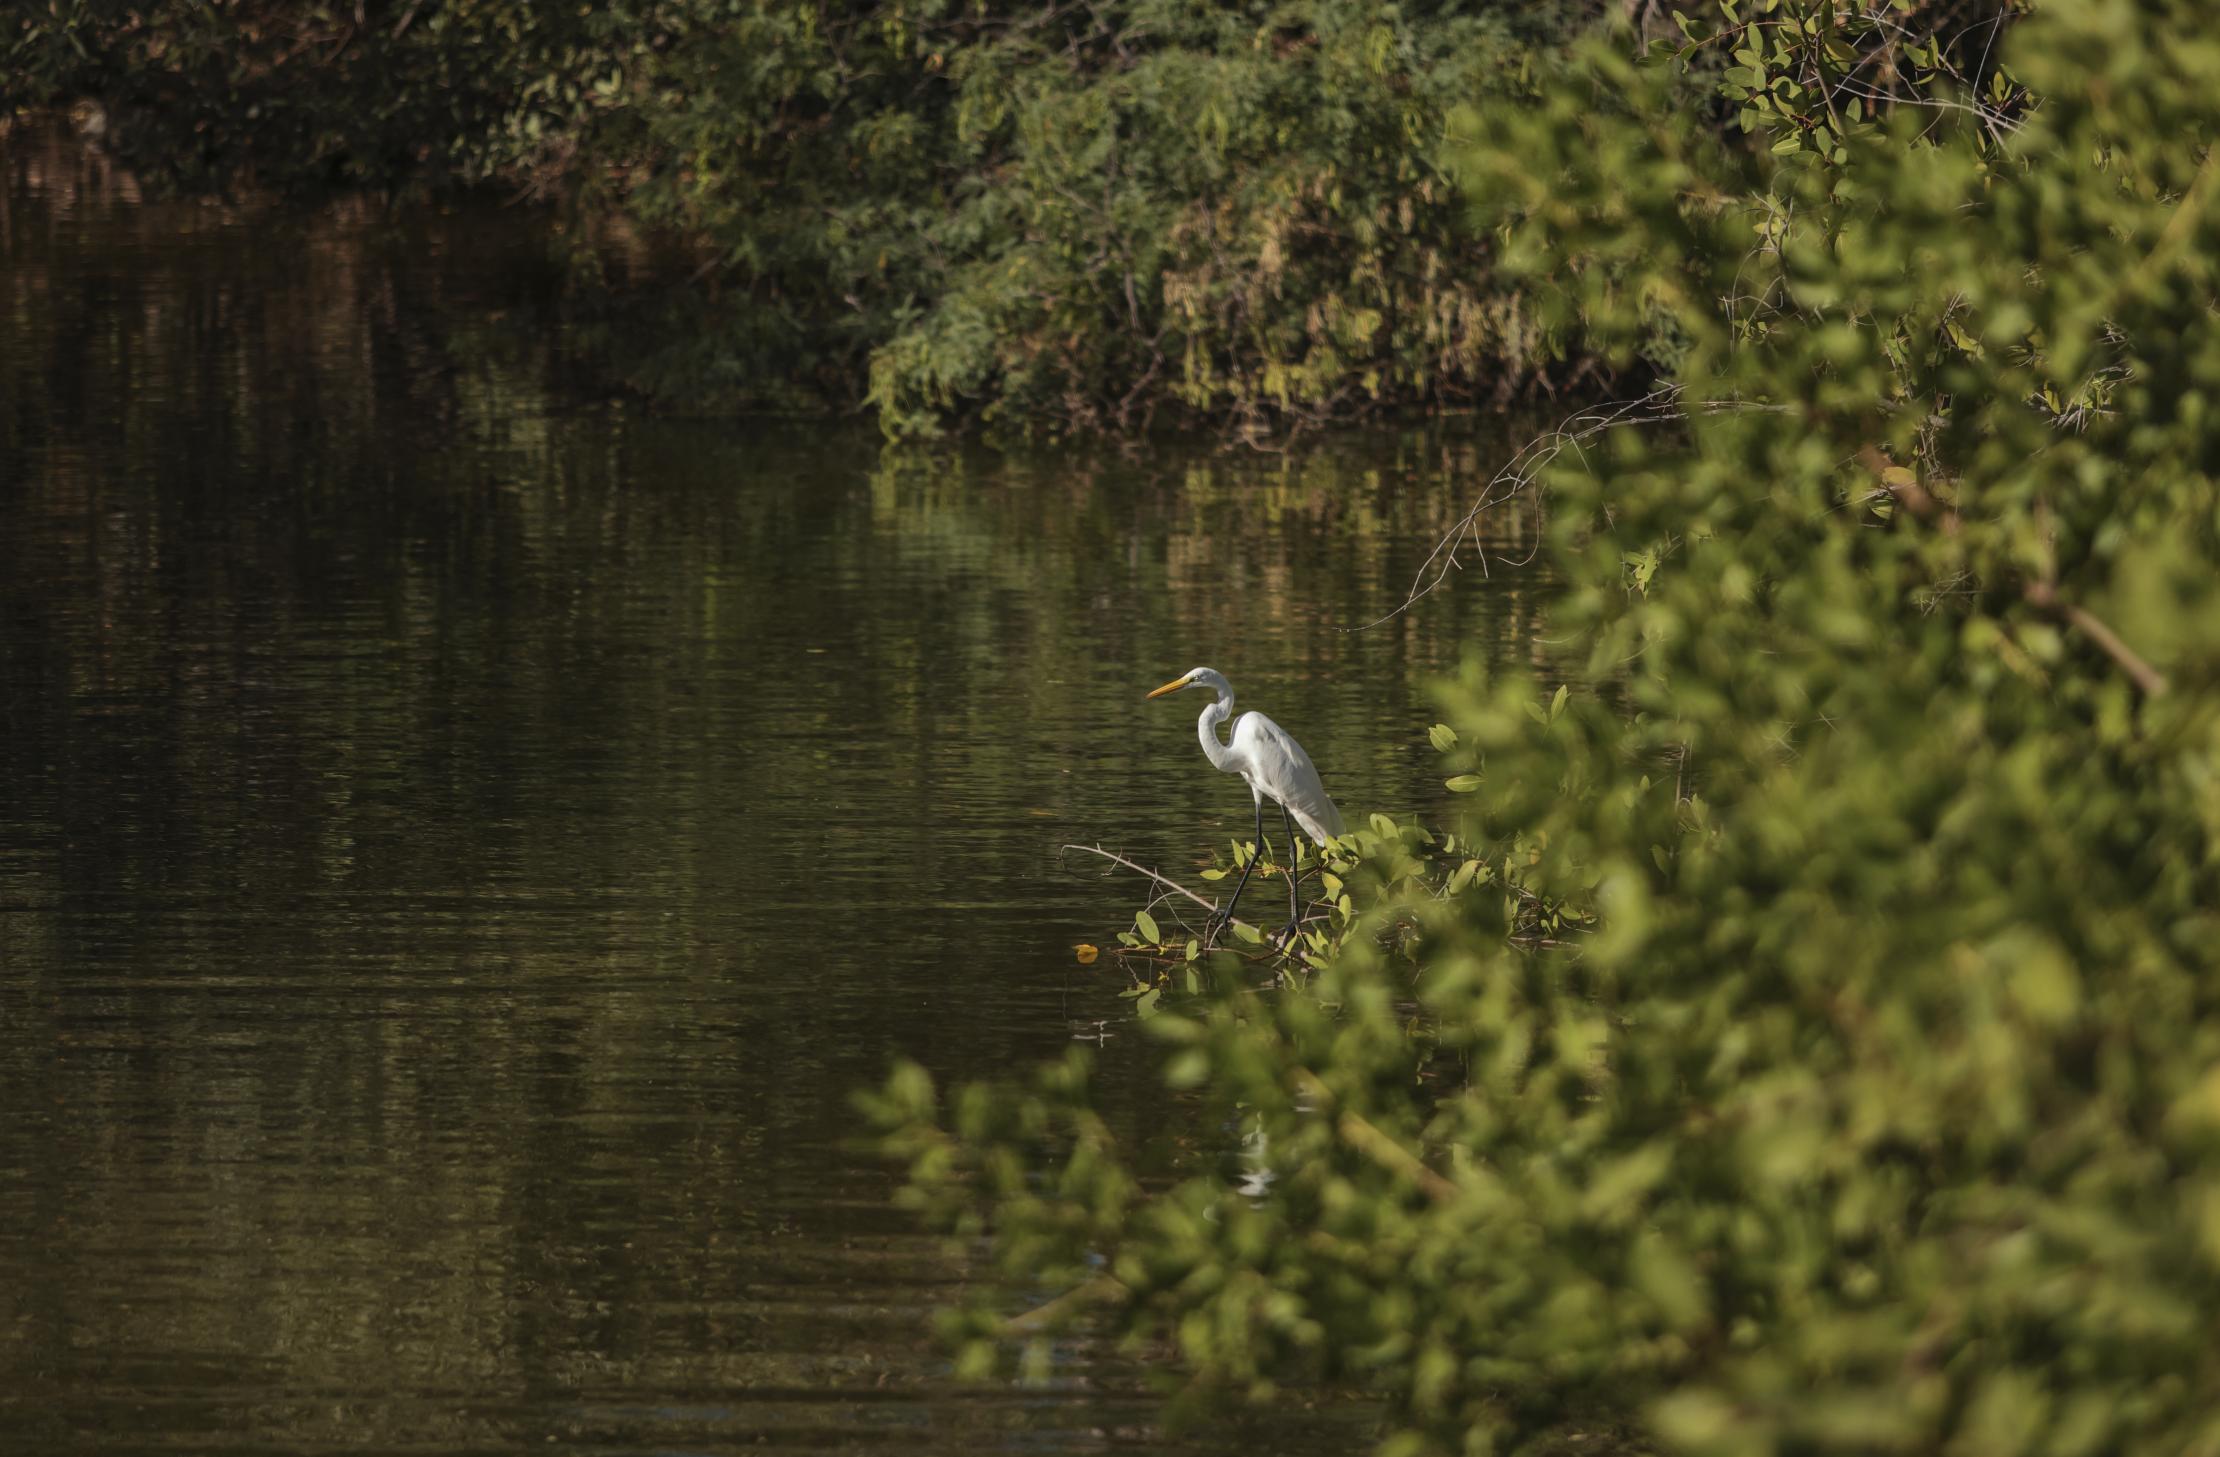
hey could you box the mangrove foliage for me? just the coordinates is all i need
[864,0,2220,1453]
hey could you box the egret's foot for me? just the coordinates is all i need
[1274,919,1304,952]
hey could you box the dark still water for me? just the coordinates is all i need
[0,129,1553,1453]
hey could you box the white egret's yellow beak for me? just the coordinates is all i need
[1146,674,1193,699]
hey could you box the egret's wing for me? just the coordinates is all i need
[1232,712,1345,843]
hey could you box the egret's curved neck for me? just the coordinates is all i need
[1196,689,1237,772]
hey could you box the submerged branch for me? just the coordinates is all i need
[1059,843,1261,938]
[1292,1068,1461,1205]
[1002,1273,1128,1335]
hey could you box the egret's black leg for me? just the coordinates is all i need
[1278,802,1303,948]
[1210,793,1270,945]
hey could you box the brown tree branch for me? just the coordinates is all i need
[1857,444,1958,534]
[2023,581,2170,698]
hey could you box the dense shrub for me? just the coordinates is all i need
[863,1,2220,1451]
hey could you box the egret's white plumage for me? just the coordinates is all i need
[1146,667,1344,943]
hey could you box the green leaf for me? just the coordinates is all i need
[1428,723,1459,751]
[1445,774,1484,792]
[1134,910,1160,944]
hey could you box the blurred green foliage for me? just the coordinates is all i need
[862,0,2220,1452]
[8,1,1611,432]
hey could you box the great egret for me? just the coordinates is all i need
[1147,668,1344,946]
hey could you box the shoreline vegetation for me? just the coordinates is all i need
[8,1,1636,439]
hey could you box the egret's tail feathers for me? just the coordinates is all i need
[1290,797,1345,845]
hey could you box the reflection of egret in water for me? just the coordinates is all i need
[1230,1079,1325,1203]
[1236,1113,1276,1200]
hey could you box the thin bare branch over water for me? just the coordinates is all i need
[1359,387,1789,631]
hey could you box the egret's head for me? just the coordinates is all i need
[1147,667,1231,700]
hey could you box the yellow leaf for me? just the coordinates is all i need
[1074,943,1099,965]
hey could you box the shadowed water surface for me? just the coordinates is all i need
[0,128,1561,1453]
